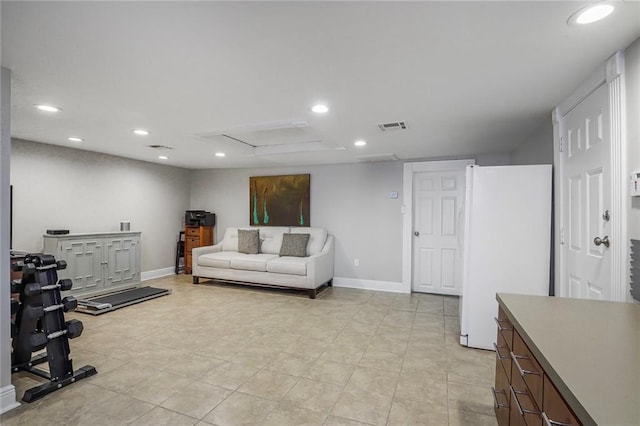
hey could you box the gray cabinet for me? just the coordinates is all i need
[43,232,141,296]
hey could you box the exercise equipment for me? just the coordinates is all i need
[24,296,78,319]
[11,253,96,402]
[77,285,171,315]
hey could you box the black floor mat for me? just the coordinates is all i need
[77,286,171,315]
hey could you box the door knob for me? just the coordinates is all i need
[594,236,610,248]
[414,231,420,237]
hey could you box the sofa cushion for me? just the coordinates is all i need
[238,229,260,254]
[290,227,328,256]
[266,257,308,276]
[230,254,279,272]
[197,251,238,269]
[258,227,289,254]
[279,233,310,257]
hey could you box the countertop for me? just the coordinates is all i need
[497,293,640,426]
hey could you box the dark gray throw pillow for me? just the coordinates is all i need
[279,233,310,257]
[238,229,260,254]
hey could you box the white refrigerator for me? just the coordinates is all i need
[459,165,552,350]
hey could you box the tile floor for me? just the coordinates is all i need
[1,275,497,425]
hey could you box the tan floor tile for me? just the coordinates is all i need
[264,351,317,376]
[200,360,260,390]
[444,296,460,316]
[163,352,226,378]
[413,312,445,332]
[79,393,154,424]
[202,391,277,425]
[448,381,495,416]
[358,349,403,373]
[323,415,374,426]
[345,367,399,397]
[123,370,193,404]
[303,359,356,386]
[130,406,199,425]
[382,310,415,328]
[366,334,407,355]
[238,369,299,401]
[320,343,366,365]
[449,409,498,426]
[333,330,374,348]
[331,387,392,426]
[284,338,329,359]
[394,370,448,405]
[90,361,159,392]
[263,403,327,426]
[387,397,449,426]
[160,381,231,419]
[282,378,343,413]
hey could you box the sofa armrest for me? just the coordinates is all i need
[306,235,334,286]
[191,242,223,276]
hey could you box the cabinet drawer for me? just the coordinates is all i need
[493,354,511,426]
[511,372,542,426]
[185,227,200,236]
[495,331,512,381]
[512,330,543,409]
[496,307,514,350]
[543,375,580,425]
[185,237,200,251]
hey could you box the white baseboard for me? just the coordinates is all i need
[141,267,175,281]
[0,385,19,414]
[332,277,408,294]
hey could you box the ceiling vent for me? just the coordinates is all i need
[148,144,174,150]
[377,121,407,131]
[355,153,399,162]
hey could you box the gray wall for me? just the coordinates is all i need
[511,121,554,165]
[191,162,405,283]
[10,139,191,273]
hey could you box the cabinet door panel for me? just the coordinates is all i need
[60,239,103,292]
[105,236,139,287]
[543,375,580,425]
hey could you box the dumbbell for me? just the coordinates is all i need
[24,279,73,296]
[29,319,84,351]
[24,296,78,319]
[11,299,19,315]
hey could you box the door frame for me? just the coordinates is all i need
[553,50,627,301]
[402,159,475,294]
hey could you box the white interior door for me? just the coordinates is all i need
[562,83,611,300]
[412,169,465,295]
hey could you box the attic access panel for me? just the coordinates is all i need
[250,174,310,227]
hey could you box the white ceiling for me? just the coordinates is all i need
[3,1,639,169]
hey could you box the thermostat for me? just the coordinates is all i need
[632,171,640,197]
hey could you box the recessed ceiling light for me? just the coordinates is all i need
[133,129,149,136]
[35,104,61,113]
[568,2,615,25]
[311,104,329,114]
[68,137,84,142]
[215,152,226,157]
[158,155,168,160]
[354,140,367,147]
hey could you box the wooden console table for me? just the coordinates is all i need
[184,225,213,274]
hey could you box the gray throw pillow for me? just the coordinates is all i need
[238,229,260,254]
[279,233,310,257]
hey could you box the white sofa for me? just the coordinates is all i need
[191,226,334,298]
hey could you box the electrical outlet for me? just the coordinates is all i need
[354,259,360,267]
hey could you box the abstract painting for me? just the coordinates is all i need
[250,174,310,227]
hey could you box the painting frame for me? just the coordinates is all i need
[249,174,310,227]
